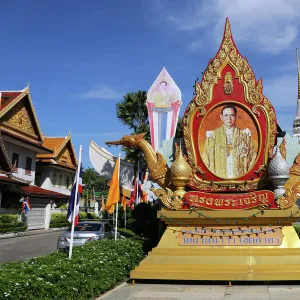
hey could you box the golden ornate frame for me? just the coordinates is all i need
[196,101,263,180]
[183,19,277,192]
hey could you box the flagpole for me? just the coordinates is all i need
[114,153,121,241]
[124,207,126,229]
[137,161,139,204]
[115,202,118,241]
[68,145,82,259]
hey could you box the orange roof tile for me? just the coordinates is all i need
[37,136,77,170]
[37,137,66,159]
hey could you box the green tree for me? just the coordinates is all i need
[175,116,183,140]
[116,91,149,137]
[82,167,108,200]
[116,91,149,164]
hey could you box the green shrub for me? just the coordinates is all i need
[0,221,24,229]
[0,214,19,224]
[0,215,26,233]
[118,228,136,238]
[0,239,144,300]
[50,213,67,224]
[79,212,99,220]
[49,222,69,229]
[0,225,27,234]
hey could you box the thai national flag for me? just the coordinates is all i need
[67,163,83,226]
[22,197,31,215]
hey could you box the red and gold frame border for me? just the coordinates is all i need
[182,19,277,192]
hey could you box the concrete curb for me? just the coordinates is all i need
[95,281,128,299]
[0,227,67,240]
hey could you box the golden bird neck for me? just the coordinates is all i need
[137,139,157,161]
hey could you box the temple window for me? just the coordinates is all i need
[25,157,32,175]
[52,173,57,187]
[35,172,41,186]
[12,153,19,173]
[58,174,62,188]
[65,176,70,188]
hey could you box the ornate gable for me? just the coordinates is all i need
[2,100,38,138]
[37,134,77,170]
[57,144,74,166]
[0,88,43,142]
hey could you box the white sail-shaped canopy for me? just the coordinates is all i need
[89,140,134,193]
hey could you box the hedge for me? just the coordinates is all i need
[79,212,99,220]
[0,225,27,234]
[0,214,19,224]
[49,222,69,229]
[0,215,27,234]
[118,228,136,238]
[0,239,144,300]
[50,212,99,229]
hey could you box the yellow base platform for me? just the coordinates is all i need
[130,208,300,281]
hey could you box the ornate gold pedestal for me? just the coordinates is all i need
[130,207,300,281]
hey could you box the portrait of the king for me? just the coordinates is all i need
[201,105,257,179]
[152,81,174,108]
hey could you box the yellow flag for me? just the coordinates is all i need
[101,195,105,211]
[105,154,120,214]
[121,195,127,211]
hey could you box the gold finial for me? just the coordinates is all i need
[224,17,232,39]
[297,48,300,103]
[170,141,192,198]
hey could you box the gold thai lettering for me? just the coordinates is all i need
[214,199,223,206]
[250,194,257,204]
[224,199,231,206]
[188,195,198,203]
[199,197,205,204]
[231,199,237,207]
[258,193,268,204]
[205,198,213,205]
[244,198,250,205]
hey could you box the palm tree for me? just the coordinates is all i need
[116,91,150,138]
[116,91,149,164]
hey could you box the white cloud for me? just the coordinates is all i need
[81,85,123,100]
[156,0,300,54]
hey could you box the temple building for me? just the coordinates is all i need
[0,86,72,229]
[36,133,77,196]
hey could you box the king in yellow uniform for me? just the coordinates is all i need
[152,81,173,108]
[202,105,257,178]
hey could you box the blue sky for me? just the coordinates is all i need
[0,0,299,167]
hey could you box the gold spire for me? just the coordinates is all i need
[297,48,300,103]
[224,17,232,39]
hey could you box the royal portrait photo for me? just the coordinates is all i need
[200,104,259,179]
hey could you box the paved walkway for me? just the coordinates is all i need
[98,283,300,300]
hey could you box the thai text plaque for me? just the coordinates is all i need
[177,226,283,246]
[184,190,276,210]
